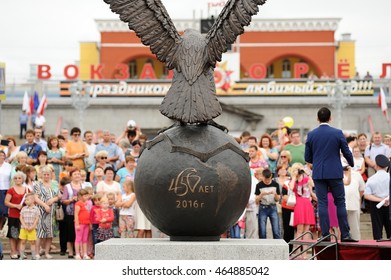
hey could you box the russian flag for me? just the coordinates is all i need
[378,88,389,123]
[33,91,39,112]
[37,94,47,115]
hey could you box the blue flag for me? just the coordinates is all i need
[33,91,39,112]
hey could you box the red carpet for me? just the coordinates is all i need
[312,240,391,260]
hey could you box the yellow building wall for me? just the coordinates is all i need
[79,42,99,80]
[336,40,356,78]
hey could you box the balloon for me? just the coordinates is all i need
[283,116,294,128]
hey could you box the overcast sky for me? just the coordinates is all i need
[1,0,390,82]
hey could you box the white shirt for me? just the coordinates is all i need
[35,115,46,127]
[86,142,96,167]
[96,180,121,195]
[119,192,136,216]
[353,157,364,172]
[0,162,12,190]
[345,171,365,211]
[364,169,390,198]
[246,175,258,212]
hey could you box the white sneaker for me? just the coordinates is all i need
[45,254,53,259]
[83,255,91,260]
[75,255,82,260]
[33,255,40,260]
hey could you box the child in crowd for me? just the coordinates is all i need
[59,160,73,180]
[90,193,103,250]
[81,169,93,189]
[74,189,91,260]
[91,167,104,191]
[117,180,136,238]
[83,187,94,258]
[96,197,114,243]
[58,176,71,255]
[19,193,40,260]
[107,192,120,238]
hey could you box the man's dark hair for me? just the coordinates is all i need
[317,107,331,123]
[346,135,357,144]
[262,168,272,179]
[70,127,81,135]
[127,129,137,139]
[84,130,93,138]
[240,131,251,138]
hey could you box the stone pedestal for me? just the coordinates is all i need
[95,238,289,260]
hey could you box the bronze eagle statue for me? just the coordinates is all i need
[104,0,267,123]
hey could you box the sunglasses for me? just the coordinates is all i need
[73,133,80,136]
[100,157,107,160]
[280,155,287,158]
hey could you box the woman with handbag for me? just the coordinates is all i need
[33,166,60,259]
[288,163,315,256]
[61,168,83,258]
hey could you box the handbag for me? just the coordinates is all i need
[286,191,296,207]
[55,204,64,221]
[83,144,93,170]
[289,212,294,227]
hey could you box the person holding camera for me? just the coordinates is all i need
[115,120,140,148]
[305,107,356,242]
[289,163,315,247]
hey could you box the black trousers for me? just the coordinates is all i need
[20,123,27,139]
[370,202,391,240]
[282,207,295,252]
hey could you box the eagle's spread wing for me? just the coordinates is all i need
[205,0,267,64]
[104,0,181,69]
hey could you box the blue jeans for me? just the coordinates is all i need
[258,205,281,239]
[230,224,241,238]
[313,179,350,239]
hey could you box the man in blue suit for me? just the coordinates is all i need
[305,107,358,242]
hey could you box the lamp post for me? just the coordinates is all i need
[69,81,91,132]
[326,79,351,129]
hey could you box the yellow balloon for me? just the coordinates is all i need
[283,116,294,128]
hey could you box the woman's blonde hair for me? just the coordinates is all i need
[279,150,292,162]
[95,150,108,159]
[123,180,135,193]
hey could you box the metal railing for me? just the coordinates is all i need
[289,232,338,260]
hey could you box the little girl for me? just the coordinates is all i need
[91,167,104,191]
[95,197,114,243]
[90,193,102,249]
[116,180,136,238]
[74,189,91,260]
[107,192,120,238]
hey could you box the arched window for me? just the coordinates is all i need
[267,64,274,79]
[282,59,291,78]
[128,60,137,79]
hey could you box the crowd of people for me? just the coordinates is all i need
[0,121,154,260]
[232,108,391,258]
[0,108,390,260]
